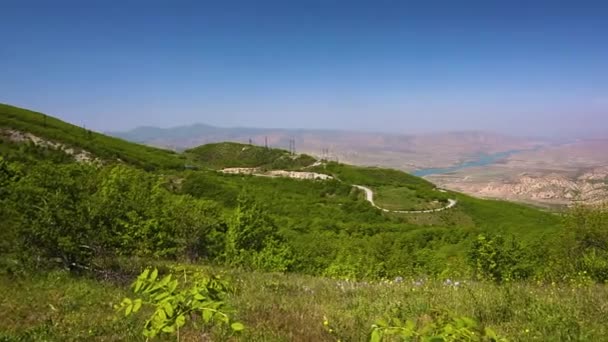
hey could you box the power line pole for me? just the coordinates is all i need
[265,136,268,149]
[288,138,296,155]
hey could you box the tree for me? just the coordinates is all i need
[224,193,292,271]
[12,162,97,270]
[563,204,608,281]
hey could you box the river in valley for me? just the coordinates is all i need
[412,149,530,177]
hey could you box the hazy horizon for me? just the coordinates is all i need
[2,1,607,138]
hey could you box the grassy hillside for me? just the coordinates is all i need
[2,263,607,341]
[0,103,185,170]
[185,141,316,169]
[2,103,607,341]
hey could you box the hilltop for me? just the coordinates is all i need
[0,103,185,170]
[185,142,316,170]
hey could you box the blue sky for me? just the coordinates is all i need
[1,0,607,136]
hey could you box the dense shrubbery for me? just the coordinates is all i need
[0,107,605,283]
[2,152,606,284]
[1,160,225,271]
[4,104,608,341]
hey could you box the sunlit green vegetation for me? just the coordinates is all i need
[373,185,445,211]
[1,104,607,341]
[2,263,607,341]
[0,103,185,170]
[185,142,315,170]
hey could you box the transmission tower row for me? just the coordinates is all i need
[321,148,329,161]
[321,148,339,163]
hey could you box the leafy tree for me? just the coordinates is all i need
[224,193,293,271]
[563,204,608,281]
[11,162,97,270]
[468,234,531,282]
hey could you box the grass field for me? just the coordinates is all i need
[1,263,607,341]
[373,185,445,211]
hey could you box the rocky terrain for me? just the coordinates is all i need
[1,128,98,163]
[110,124,607,207]
[427,140,608,208]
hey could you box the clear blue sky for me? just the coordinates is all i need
[1,0,607,137]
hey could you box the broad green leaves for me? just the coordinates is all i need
[368,313,508,342]
[117,267,244,338]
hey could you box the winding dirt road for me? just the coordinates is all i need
[221,167,457,213]
[353,185,457,214]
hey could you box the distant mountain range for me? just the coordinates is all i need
[108,124,552,171]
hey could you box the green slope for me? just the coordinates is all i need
[1,103,604,342]
[185,141,316,169]
[0,103,185,170]
[0,103,563,279]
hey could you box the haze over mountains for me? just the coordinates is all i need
[110,123,608,208]
[109,124,551,171]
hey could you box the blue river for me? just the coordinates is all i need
[412,149,528,177]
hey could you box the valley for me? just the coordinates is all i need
[3,3,607,340]
[1,103,607,341]
[426,140,608,208]
[110,123,608,208]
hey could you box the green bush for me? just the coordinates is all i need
[118,267,244,339]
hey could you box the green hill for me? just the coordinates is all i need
[185,141,316,169]
[3,103,606,341]
[0,103,185,170]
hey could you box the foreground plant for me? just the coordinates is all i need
[117,268,244,340]
[370,313,507,342]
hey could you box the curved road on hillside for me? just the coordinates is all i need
[221,167,457,213]
[353,185,457,214]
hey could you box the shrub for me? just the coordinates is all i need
[117,267,244,339]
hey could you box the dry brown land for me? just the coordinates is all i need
[426,139,608,208]
[113,125,607,207]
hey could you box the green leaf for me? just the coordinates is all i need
[485,327,498,338]
[132,299,142,313]
[134,280,143,293]
[158,274,172,288]
[164,302,174,317]
[140,268,150,281]
[125,304,133,316]
[202,309,213,323]
[376,318,389,328]
[162,326,175,333]
[370,329,382,342]
[231,322,245,331]
[157,308,167,320]
[150,268,158,282]
[153,292,170,301]
[176,314,186,327]
[168,280,178,293]
[405,320,415,331]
